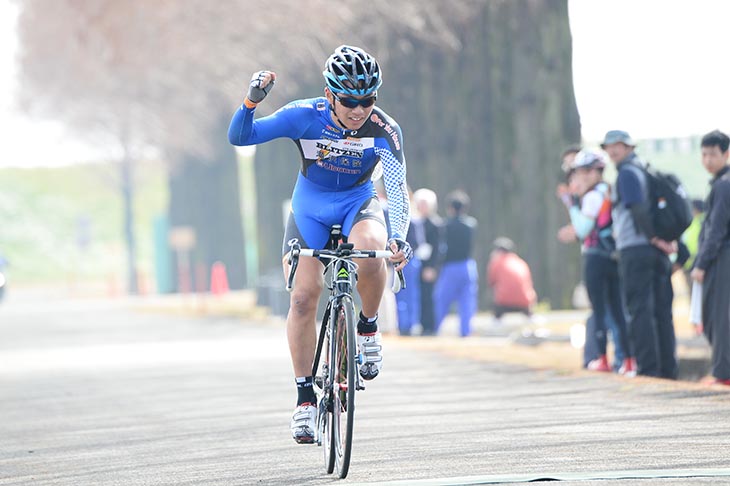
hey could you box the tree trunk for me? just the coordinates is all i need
[167,113,247,291]
[120,144,139,295]
[381,0,582,307]
[251,139,300,276]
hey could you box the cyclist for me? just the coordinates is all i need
[228,45,412,444]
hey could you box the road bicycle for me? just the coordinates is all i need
[286,225,404,479]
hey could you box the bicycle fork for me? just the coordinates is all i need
[334,262,367,393]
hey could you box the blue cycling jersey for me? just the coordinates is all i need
[228,97,410,240]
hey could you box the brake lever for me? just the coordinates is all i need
[286,245,301,292]
[392,268,405,293]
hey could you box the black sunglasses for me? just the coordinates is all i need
[334,93,377,109]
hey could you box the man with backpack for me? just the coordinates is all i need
[602,130,678,379]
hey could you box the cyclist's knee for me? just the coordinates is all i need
[358,257,385,278]
[350,219,387,250]
[353,232,385,252]
[289,287,320,317]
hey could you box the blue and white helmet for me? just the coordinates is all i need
[323,45,382,96]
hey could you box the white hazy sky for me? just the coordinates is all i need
[569,0,730,142]
[1,0,729,167]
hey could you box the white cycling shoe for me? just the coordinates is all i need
[290,402,317,444]
[357,331,383,380]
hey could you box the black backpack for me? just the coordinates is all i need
[634,163,693,241]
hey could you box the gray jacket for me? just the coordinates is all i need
[611,154,651,250]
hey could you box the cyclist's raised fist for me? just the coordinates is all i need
[247,70,276,104]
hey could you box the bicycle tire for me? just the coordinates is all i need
[332,296,356,478]
[320,305,336,474]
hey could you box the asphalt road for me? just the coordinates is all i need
[1,296,730,485]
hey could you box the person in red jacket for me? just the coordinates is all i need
[487,237,537,323]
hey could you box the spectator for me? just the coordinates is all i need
[603,129,677,379]
[433,190,478,337]
[558,146,620,369]
[413,188,443,336]
[395,189,423,336]
[556,145,582,212]
[682,199,706,288]
[487,237,536,324]
[556,150,633,374]
[691,130,730,386]
[375,180,398,335]
[560,145,582,174]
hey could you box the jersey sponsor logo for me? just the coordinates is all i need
[316,102,326,111]
[300,138,375,161]
[369,114,401,151]
[315,160,360,174]
[341,139,364,148]
[315,140,363,159]
[319,124,341,139]
[280,101,314,111]
[316,140,334,160]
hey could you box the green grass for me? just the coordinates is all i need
[0,162,167,284]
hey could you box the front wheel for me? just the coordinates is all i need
[319,314,335,474]
[332,297,357,478]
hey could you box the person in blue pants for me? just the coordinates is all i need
[395,202,425,335]
[396,251,422,335]
[433,190,478,337]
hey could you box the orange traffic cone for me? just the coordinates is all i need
[210,261,229,295]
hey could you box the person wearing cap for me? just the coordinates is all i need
[602,130,678,379]
[433,190,478,337]
[556,150,634,374]
[691,129,730,386]
[486,237,537,325]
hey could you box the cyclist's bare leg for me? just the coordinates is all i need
[348,219,388,318]
[282,255,324,377]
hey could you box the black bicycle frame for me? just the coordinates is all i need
[311,254,356,378]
